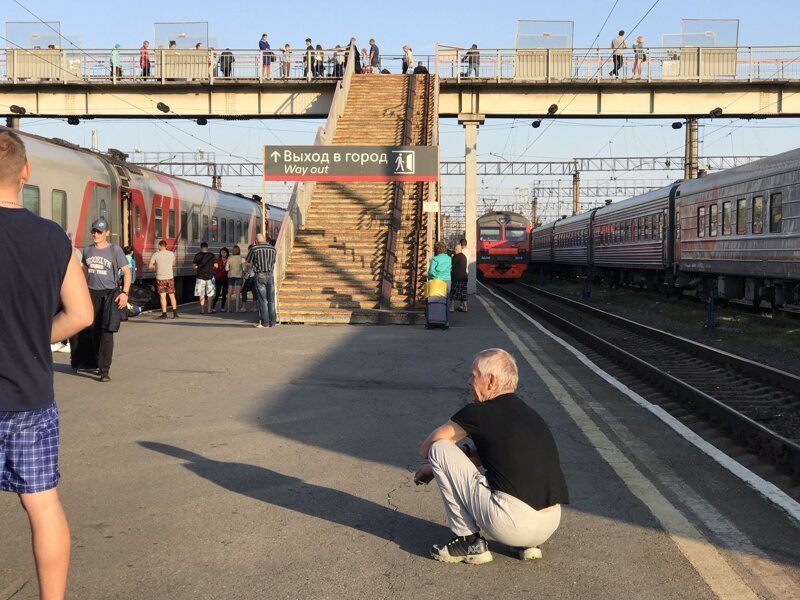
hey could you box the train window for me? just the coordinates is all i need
[721,201,732,236]
[52,190,67,230]
[626,221,632,242]
[480,227,501,241]
[228,219,235,242]
[211,216,219,242]
[180,211,188,240]
[168,209,176,238]
[135,204,143,237]
[22,185,40,215]
[736,199,746,235]
[658,213,664,241]
[752,196,763,234]
[99,199,108,220]
[221,218,228,242]
[505,227,526,242]
[675,211,680,240]
[770,193,782,233]
[202,215,209,242]
[697,207,706,237]
[709,204,718,237]
[644,216,651,240]
[236,220,243,243]
[154,207,163,238]
[191,212,199,241]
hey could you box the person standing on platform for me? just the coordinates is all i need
[139,40,151,78]
[246,234,277,328]
[122,245,136,285]
[428,240,452,299]
[458,237,470,266]
[240,245,256,312]
[192,241,216,314]
[149,239,178,319]
[259,34,273,79]
[211,247,229,313]
[369,38,381,73]
[0,128,94,600]
[610,30,627,78]
[225,244,246,313]
[71,218,131,382]
[414,348,569,564]
[450,243,468,313]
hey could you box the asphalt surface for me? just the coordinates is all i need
[1,296,798,599]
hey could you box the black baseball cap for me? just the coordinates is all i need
[91,218,109,232]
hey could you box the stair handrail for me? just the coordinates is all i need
[378,75,417,323]
[274,39,357,313]
[410,74,435,308]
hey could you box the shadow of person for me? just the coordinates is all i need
[138,441,443,557]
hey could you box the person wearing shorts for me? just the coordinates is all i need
[225,244,246,313]
[192,241,216,314]
[149,239,179,319]
[0,128,94,598]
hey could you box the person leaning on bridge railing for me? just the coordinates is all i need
[219,49,234,78]
[610,30,627,78]
[462,44,480,77]
[632,36,645,79]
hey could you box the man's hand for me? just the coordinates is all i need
[116,292,128,309]
[413,464,434,486]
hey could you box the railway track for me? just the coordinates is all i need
[485,280,800,492]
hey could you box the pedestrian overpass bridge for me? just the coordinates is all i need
[2,45,800,120]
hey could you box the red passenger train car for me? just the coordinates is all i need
[476,211,531,280]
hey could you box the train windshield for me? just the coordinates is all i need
[505,227,527,241]
[480,227,501,241]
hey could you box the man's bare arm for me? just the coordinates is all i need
[419,420,468,459]
[51,252,93,342]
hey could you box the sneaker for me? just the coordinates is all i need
[255,322,265,328]
[430,535,493,565]
[56,342,71,353]
[99,371,111,382]
[158,312,168,319]
[51,343,63,352]
[515,546,542,561]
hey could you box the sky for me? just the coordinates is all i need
[4,0,800,221]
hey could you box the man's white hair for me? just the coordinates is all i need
[472,348,518,392]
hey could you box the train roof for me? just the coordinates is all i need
[675,147,800,197]
[2,126,287,212]
[477,210,531,225]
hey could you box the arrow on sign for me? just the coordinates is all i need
[270,151,281,161]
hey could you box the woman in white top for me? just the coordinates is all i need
[403,45,414,75]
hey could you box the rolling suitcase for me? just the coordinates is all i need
[425,297,449,330]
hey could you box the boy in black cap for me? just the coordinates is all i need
[70,218,131,382]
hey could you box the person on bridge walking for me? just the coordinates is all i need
[140,40,151,78]
[402,45,414,74]
[610,30,627,78]
[0,128,93,600]
[246,234,277,328]
[414,348,569,564]
[369,38,381,73]
[70,218,131,382]
[462,44,480,77]
[259,34,273,79]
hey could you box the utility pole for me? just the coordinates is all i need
[557,180,562,217]
[532,196,539,227]
[684,118,699,180]
[572,171,581,215]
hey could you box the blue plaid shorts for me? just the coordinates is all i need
[0,402,60,494]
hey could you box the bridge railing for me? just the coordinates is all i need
[434,45,800,83]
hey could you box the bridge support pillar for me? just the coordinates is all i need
[684,118,699,180]
[459,113,485,295]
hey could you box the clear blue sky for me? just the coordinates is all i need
[5,0,800,219]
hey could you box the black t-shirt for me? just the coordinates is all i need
[193,251,215,280]
[0,207,71,411]
[451,393,569,510]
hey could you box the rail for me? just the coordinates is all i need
[5,45,800,84]
[486,281,800,477]
[378,75,417,323]
[273,42,356,316]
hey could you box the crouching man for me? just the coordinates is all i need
[414,348,569,564]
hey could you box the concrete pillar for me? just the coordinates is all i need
[6,117,20,129]
[459,113,485,295]
[572,171,581,215]
[684,118,698,180]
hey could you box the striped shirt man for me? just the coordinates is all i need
[247,242,276,274]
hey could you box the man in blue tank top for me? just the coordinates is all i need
[0,128,93,599]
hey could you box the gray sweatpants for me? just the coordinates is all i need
[428,439,562,548]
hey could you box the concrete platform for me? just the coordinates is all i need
[2,293,799,599]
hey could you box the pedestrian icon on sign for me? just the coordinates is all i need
[392,150,415,174]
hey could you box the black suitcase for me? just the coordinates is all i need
[425,297,449,329]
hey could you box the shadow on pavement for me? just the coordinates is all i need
[138,441,445,557]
